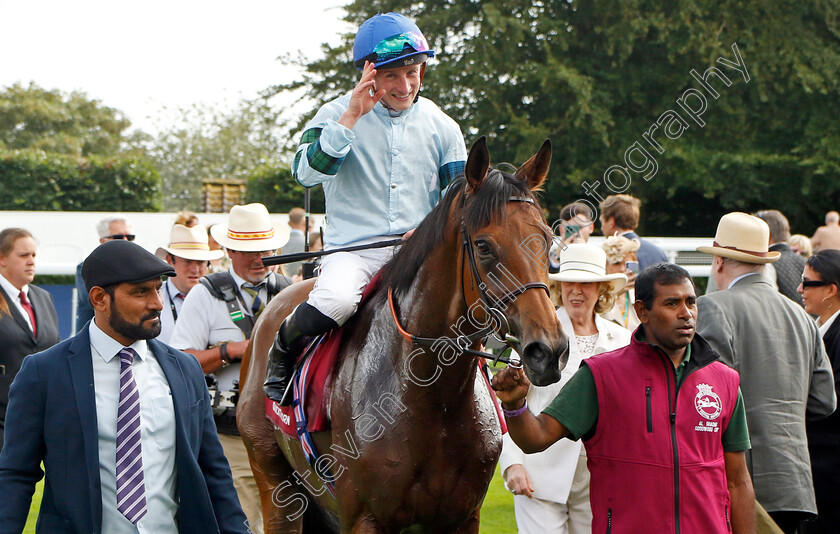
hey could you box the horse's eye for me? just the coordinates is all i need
[475,240,493,256]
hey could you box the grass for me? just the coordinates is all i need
[24,465,516,533]
[23,477,42,534]
[480,463,517,533]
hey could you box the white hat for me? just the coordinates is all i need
[210,203,289,252]
[155,224,224,262]
[549,243,628,293]
[696,212,780,264]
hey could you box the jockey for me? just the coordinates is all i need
[264,12,468,404]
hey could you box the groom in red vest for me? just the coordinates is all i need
[493,263,756,534]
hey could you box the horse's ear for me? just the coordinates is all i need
[515,139,552,191]
[465,136,490,194]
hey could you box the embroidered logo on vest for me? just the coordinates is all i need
[695,383,722,420]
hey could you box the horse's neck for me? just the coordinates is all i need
[394,239,481,401]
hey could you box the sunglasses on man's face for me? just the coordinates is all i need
[801,277,829,288]
[105,234,136,241]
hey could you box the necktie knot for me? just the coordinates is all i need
[18,290,28,305]
[241,283,266,317]
[119,348,137,366]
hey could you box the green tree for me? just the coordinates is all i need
[0,82,133,157]
[245,163,326,214]
[147,98,291,211]
[0,82,161,211]
[270,0,840,236]
[0,150,161,211]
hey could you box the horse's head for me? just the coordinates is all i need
[461,137,569,386]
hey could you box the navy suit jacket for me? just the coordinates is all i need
[0,326,249,534]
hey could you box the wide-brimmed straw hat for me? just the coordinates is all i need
[156,224,224,262]
[210,203,289,252]
[696,212,780,264]
[549,243,628,293]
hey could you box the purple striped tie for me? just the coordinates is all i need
[116,348,147,524]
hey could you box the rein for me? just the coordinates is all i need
[388,195,549,368]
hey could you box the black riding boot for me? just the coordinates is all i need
[263,312,305,405]
[264,303,339,405]
[263,302,338,406]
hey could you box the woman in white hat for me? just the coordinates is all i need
[500,243,631,534]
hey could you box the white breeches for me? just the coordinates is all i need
[306,246,396,326]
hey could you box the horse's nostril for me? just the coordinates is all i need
[523,341,551,363]
[522,340,564,387]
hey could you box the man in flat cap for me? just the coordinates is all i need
[0,240,249,533]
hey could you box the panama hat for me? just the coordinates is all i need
[549,243,628,293]
[696,212,780,264]
[210,203,289,252]
[156,224,224,262]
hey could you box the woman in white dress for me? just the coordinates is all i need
[500,243,632,534]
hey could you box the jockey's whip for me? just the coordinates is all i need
[262,238,403,267]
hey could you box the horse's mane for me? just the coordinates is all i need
[381,167,540,298]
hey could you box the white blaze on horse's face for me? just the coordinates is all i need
[374,63,423,111]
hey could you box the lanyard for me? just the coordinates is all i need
[164,282,179,322]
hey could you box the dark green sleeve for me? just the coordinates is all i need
[541,364,599,441]
[722,388,751,452]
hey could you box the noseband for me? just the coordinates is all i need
[389,195,549,367]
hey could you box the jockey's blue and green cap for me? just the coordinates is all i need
[353,13,435,70]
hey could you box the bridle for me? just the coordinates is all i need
[388,195,549,367]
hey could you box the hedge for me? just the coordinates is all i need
[0,150,161,211]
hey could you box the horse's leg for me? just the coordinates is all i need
[347,514,386,534]
[239,280,319,533]
[451,509,480,534]
[247,449,306,534]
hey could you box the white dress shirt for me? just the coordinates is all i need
[818,308,840,337]
[89,320,178,533]
[170,268,268,392]
[157,279,186,345]
[0,273,34,332]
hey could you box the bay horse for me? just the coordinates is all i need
[237,137,569,533]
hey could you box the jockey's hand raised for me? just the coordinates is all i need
[492,366,531,407]
[339,61,386,130]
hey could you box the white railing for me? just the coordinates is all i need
[0,211,715,278]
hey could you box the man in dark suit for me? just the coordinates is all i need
[0,227,60,451]
[599,194,668,271]
[0,240,249,533]
[756,209,807,306]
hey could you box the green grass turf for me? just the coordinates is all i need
[24,464,515,533]
[23,477,42,534]
[480,462,517,533]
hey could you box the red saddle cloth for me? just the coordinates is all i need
[265,273,508,438]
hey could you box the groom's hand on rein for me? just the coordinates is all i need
[492,366,530,407]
